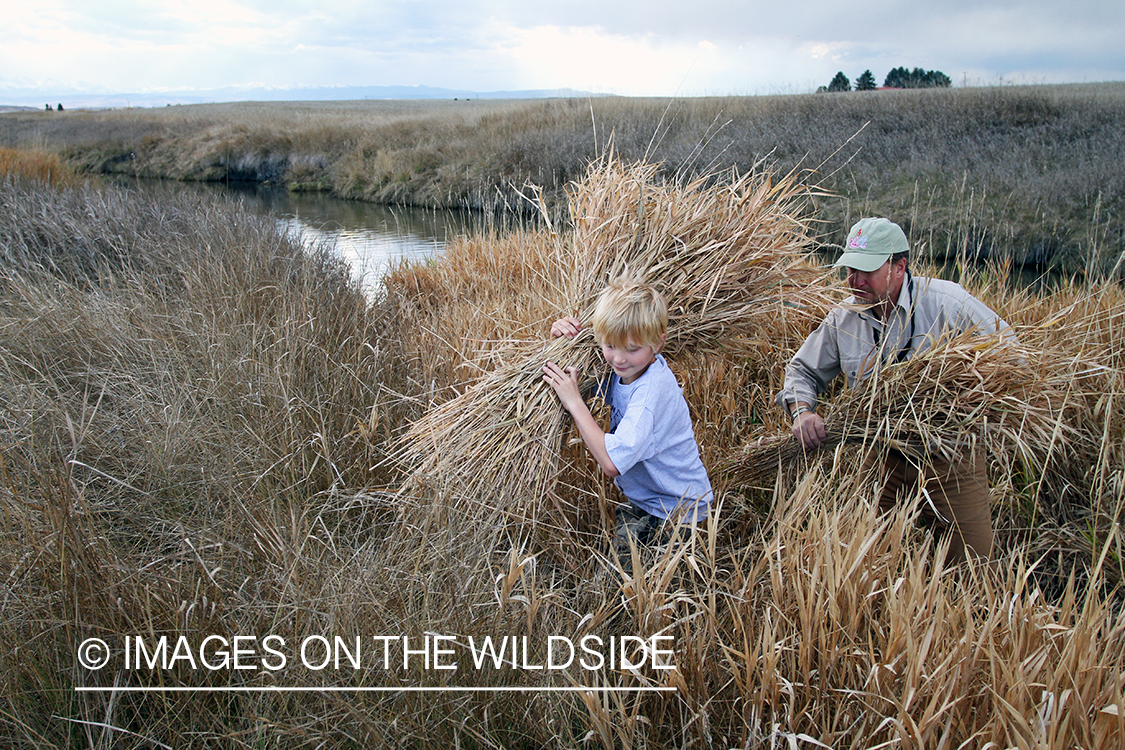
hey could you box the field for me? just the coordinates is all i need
[2,83,1125,274]
[0,95,1123,750]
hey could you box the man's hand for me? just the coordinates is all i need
[792,410,828,450]
[550,316,583,339]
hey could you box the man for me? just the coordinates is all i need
[775,217,1015,564]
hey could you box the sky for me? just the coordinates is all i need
[3,0,1124,103]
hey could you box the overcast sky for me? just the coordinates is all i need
[4,0,1124,99]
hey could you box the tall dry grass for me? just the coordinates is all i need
[0,164,402,745]
[1,151,1122,748]
[377,157,1124,747]
[0,147,84,189]
[391,158,829,536]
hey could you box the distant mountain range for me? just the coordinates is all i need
[0,84,608,110]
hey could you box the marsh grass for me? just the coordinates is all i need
[1,151,1123,748]
[0,147,83,189]
[3,82,1123,271]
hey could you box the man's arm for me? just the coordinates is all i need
[775,314,841,449]
[922,278,1019,344]
[959,294,1019,344]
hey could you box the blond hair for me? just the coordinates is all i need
[590,278,668,350]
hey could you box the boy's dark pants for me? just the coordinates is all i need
[613,501,668,573]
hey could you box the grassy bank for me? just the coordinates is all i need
[1,149,1123,747]
[2,83,1124,273]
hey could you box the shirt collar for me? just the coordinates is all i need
[893,270,914,312]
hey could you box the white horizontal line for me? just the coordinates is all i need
[75,686,676,693]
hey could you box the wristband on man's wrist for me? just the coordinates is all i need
[790,405,813,422]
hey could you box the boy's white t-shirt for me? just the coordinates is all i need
[602,354,712,522]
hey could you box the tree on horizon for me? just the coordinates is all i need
[855,70,877,91]
[883,66,952,88]
[827,71,851,92]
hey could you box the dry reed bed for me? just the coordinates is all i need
[2,151,1124,747]
[382,227,573,399]
[0,164,406,745]
[722,323,1098,490]
[0,147,82,189]
[5,82,1123,269]
[377,158,1125,746]
[0,176,386,497]
[392,158,830,533]
[715,470,1125,749]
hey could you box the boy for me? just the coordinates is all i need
[542,278,712,572]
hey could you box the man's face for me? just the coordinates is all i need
[846,258,906,309]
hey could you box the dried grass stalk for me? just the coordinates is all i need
[394,156,832,519]
[722,325,1101,486]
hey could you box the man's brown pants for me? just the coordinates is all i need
[870,448,994,565]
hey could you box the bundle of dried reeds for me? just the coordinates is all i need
[394,157,832,519]
[722,325,1099,487]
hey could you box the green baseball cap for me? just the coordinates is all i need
[835,218,910,272]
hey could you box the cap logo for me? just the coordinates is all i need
[848,229,868,249]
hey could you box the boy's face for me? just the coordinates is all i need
[600,335,664,385]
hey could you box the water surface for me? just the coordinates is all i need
[123,179,478,292]
[221,183,477,291]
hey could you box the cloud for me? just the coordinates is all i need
[808,44,845,61]
[497,25,703,94]
[2,0,1123,98]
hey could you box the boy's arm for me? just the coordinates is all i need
[542,361,620,478]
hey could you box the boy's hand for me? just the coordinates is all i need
[542,361,584,411]
[541,360,618,478]
[550,316,583,339]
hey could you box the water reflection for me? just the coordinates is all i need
[217,183,479,292]
[119,179,483,292]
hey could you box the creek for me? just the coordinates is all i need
[119,179,1066,296]
[121,179,482,293]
